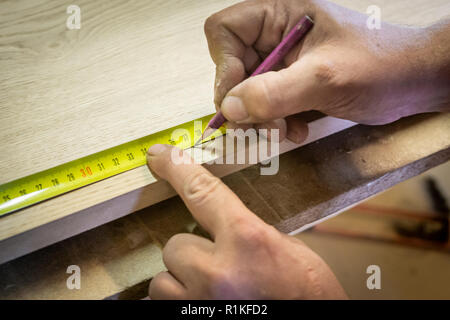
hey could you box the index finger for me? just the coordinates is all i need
[146,144,258,239]
[204,0,289,107]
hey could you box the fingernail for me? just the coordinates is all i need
[147,144,167,156]
[221,96,248,122]
[287,130,305,144]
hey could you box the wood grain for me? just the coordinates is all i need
[0,0,241,184]
[1,0,448,183]
[0,0,449,263]
[0,116,356,263]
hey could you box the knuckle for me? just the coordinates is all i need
[311,59,347,88]
[183,172,221,206]
[204,13,221,37]
[226,213,251,229]
[313,60,337,84]
[234,222,276,246]
[240,226,268,244]
[163,233,186,257]
[210,269,230,286]
[205,268,234,296]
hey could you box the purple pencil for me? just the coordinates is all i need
[196,15,314,145]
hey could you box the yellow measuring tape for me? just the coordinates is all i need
[0,114,225,217]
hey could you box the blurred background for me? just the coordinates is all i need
[298,161,450,299]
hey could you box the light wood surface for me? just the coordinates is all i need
[0,0,449,263]
[1,0,448,182]
[0,116,356,263]
[0,0,239,184]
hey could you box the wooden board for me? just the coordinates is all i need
[0,116,356,263]
[0,113,448,299]
[0,0,240,184]
[1,0,448,182]
[0,0,449,263]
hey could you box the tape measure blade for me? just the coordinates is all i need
[0,114,221,217]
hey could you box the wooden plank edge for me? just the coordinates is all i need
[279,148,450,234]
[0,116,356,264]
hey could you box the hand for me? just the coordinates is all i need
[146,144,347,299]
[205,0,450,142]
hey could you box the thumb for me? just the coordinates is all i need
[220,55,322,124]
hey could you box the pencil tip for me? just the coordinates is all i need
[195,127,216,147]
[194,137,203,147]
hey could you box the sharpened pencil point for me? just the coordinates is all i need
[194,137,203,147]
[195,126,216,147]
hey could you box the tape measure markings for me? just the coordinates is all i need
[0,114,225,217]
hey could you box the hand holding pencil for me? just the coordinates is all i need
[197,15,314,144]
[203,0,449,144]
[148,0,450,300]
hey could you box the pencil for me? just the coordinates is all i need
[195,15,314,146]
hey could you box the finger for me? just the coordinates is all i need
[204,0,290,107]
[227,119,287,142]
[225,121,254,132]
[285,116,309,144]
[230,117,305,143]
[213,48,261,113]
[162,233,213,284]
[220,53,328,124]
[213,56,246,110]
[147,144,258,237]
[149,271,187,300]
[254,118,287,142]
